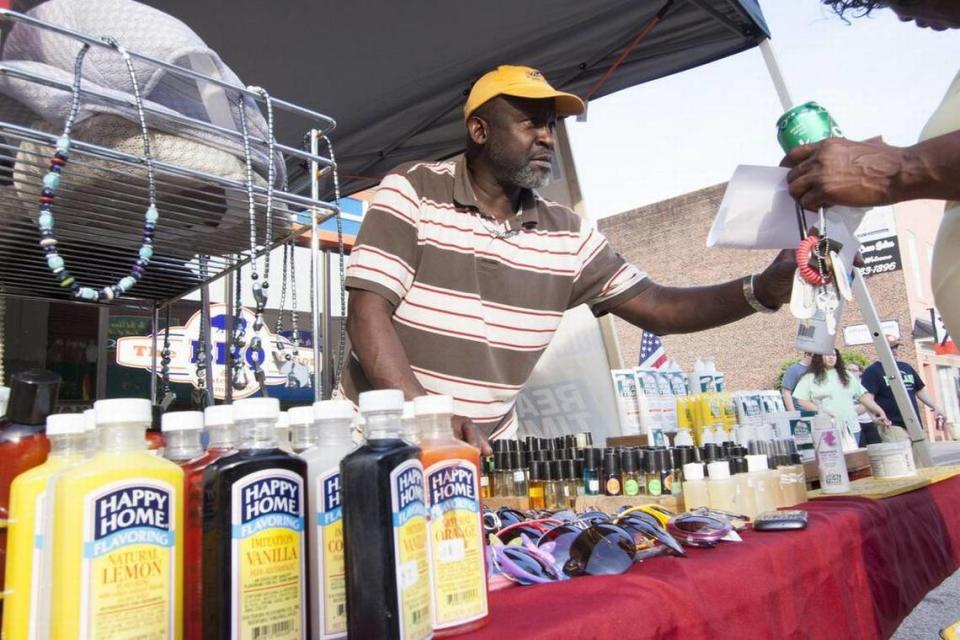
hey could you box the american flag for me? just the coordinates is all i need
[638,332,668,369]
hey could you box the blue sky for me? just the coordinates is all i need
[566,2,960,219]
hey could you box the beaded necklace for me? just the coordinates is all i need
[39,40,159,301]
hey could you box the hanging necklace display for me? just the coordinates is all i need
[37,40,160,301]
[321,133,347,392]
[274,238,311,388]
[230,262,248,390]
[193,254,211,408]
[159,304,175,409]
[237,86,277,395]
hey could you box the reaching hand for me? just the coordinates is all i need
[754,249,798,307]
[452,414,492,456]
[783,138,904,210]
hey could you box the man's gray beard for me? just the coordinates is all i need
[507,165,550,190]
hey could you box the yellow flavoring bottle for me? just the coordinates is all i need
[50,399,184,639]
[2,413,88,640]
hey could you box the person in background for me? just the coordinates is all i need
[789,1,960,348]
[780,352,813,412]
[861,335,947,441]
[846,362,882,445]
[793,349,889,449]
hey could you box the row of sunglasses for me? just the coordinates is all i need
[484,505,745,585]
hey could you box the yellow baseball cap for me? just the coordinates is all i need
[464,65,585,122]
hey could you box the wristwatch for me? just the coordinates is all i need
[743,274,780,314]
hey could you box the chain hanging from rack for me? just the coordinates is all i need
[193,255,210,408]
[237,86,277,396]
[230,262,248,391]
[159,304,175,409]
[320,134,347,392]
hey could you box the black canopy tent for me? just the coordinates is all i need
[138,0,769,197]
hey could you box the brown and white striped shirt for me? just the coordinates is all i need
[341,154,649,438]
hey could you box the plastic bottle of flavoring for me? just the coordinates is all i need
[745,454,780,514]
[682,462,709,510]
[289,405,318,453]
[2,413,87,640]
[341,390,431,640]
[161,411,205,463]
[674,428,694,447]
[276,410,294,452]
[304,399,356,639]
[778,453,809,507]
[812,411,850,494]
[401,401,418,444]
[731,457,757,519]
[706,461,738,512]
[415,394,488,635]
[83,408,97,456]
[50,398,184,638]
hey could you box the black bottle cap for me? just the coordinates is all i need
[510,450,524,470]
[554,437,565,450]
[791,453,803,465]
[492,439,509,454]
[495,452,510,470]
[583,448,601,471]
[564,435,577,449]
[563,447,578,460]
[673,446,695,469]
[732,457,749,474]
[6,369,61,425]
[702,444,720,463]
[524,436,540,452]
[603,451,620,475]
[642,449,659,473]
[549,459,563,481]
[733,446,749,459]
[621,449,638,473]
[658,448,673,472]
[530,461,547,482]
[522,450,533,468]
[562,459,577,481]
[507,439,520,451]
[541,437,554,450]
[574,458,584,479]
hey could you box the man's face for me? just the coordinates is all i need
[888,0,960,30]
[476,97,557,189]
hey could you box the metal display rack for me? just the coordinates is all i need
[0,8,341,404]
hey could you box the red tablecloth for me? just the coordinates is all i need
[467,475,960,640]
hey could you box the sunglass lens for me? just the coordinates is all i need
[566,526,634,577]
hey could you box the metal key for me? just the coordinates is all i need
[790,268,817,320]
[816,286,840,335]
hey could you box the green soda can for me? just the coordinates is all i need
[776,101,843,153]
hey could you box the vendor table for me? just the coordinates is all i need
[467,475,960,639]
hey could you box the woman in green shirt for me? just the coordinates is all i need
[794,350,890,450]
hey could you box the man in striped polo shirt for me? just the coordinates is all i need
[342,65,796,452]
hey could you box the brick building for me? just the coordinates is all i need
[597,184,956,433]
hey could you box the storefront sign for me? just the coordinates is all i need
[858,234,902,277]
[843,321,900,347]
[116,304,315,400]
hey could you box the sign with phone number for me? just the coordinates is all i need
[859,234,902,277]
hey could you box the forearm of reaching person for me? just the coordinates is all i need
[916,389,946,417]
[895,131,960,203]
[346,290,427,399]
[781,388,796,412]
[795,398,821,414]
[859,393,889,424]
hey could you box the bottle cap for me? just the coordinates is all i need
[83,408,96,432]
[562,447,578,460]
[524,436,540,452]
[702,443,720,463]
[549,459,563,480]
[161,411,204,432]
[7,369,61,425]
[492,439,510,454]
[561,459,577,481]
[673,446,695,469]
[564,435,577,449]
[642,449,659,473]
[683,462,705,481]
[233,397,281,422]
[791,453,803,465]
[287,406,314,427]
[540,437,554,450]
[204,404,234,427]
[510,450,524,470]
[506,439,520,451]
[95,398,151,425]
[603,450,620,474]
[46,413,88,436]
[402,401,415,421]
[541,460,554,481]
[313,400,355,421]
[529,460,546,481]
[412,394,454,416]
[746,454,769,473]
[582,448,600,471]
[535,449,554,462]
[707,460,731,479]
[575,459,584,478]
[658,448,673,472]
[277,412,290,428]
[732,457,749,474]
[358,389,405,414]
[620,448,638,473]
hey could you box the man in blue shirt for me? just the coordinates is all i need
[781,352,812,412]
[861,336,946,439]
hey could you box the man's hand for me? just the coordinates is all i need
[754,249,797,307]
[452,415,492,456]
[783,138,904,210]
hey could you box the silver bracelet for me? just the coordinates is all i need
[743,274,779,314]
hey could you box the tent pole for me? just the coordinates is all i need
[758,37,932,466]
[758,39,794,111]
